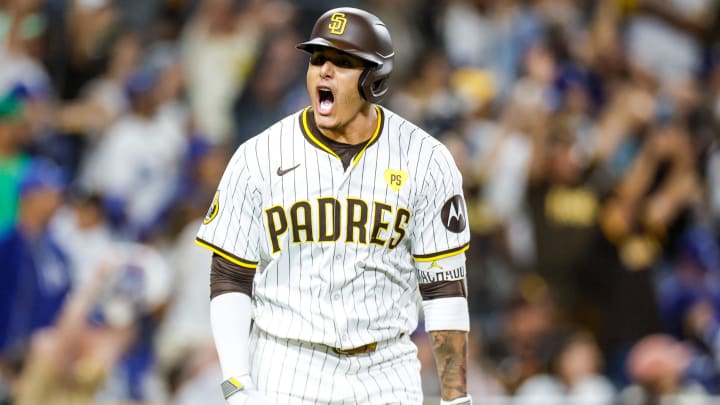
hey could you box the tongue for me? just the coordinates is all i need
[319,99,333,115]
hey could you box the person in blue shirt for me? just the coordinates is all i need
[657,226,720,394]
[0,158,71,358]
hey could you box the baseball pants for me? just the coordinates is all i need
[249,326,423,404]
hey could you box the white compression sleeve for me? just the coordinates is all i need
[210,292,252,379]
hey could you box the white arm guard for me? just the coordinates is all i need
[210,292,252,378]
[422,297,470,332]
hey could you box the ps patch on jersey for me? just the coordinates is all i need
[441,195,466,233]
[384,169,408,191]
[203,191,220,224]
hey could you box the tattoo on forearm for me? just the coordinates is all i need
[430,330,467,400]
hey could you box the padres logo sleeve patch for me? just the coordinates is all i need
[204,191,220,224]
[440,195,466,233]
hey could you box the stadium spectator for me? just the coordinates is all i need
[512,330,615,405]
[0,158,70,399]
[618,333,709,405]
[181,0,264,144]
[49,191,116,288]
[78,62,187,238]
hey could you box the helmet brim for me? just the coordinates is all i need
[296,38,382,67]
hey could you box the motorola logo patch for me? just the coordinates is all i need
[440,195,466,233]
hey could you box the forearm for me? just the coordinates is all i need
[210,292,253,379]
[617,147,657,204]
[430,330,468,400]
[210,293,267,404]
[416,254,471,402]
[209,254,257,378]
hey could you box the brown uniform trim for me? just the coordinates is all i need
[419,280,467,300]
[210,254,256,299]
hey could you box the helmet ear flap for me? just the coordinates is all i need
[371,78,389,98]
[358,66,390,103]
[358,67,371,101]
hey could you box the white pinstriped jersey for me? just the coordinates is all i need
[196,105,470,350]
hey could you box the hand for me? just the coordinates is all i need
[642,196,672,235]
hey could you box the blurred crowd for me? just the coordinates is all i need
[1,0,720,404]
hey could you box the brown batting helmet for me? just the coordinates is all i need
[297,7,394,103]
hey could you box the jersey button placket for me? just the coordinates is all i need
[327,250,345,347]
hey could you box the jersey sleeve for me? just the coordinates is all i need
[196,150,262,268]
[410,144,470,263]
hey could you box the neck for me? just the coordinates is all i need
[317,103,377,145]
[18,208,46,239]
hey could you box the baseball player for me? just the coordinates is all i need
[196,7,472,405]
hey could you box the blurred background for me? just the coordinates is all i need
[1,0,720,404]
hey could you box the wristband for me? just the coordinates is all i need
[440,395,472,405]
[221,375,249,400]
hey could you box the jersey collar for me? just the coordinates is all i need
[299,105,385,168]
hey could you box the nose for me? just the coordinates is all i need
[319,60,334,78]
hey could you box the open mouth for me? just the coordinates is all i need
[317,87,335,115]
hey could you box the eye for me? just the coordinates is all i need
[310,54,326,66]
[337,58,353,68]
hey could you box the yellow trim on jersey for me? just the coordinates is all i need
[413,243,470,262]
[351,105,382,166]
[194,238,258,269]
[301,107,340,158]
[300,106,383,168]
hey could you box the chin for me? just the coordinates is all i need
[314,111,338,129]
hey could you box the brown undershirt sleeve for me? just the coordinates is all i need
[210,254,256,299]
[419,280,467,301]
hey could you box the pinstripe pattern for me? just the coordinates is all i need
[249,326,422,404]
[196,106,470,403]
